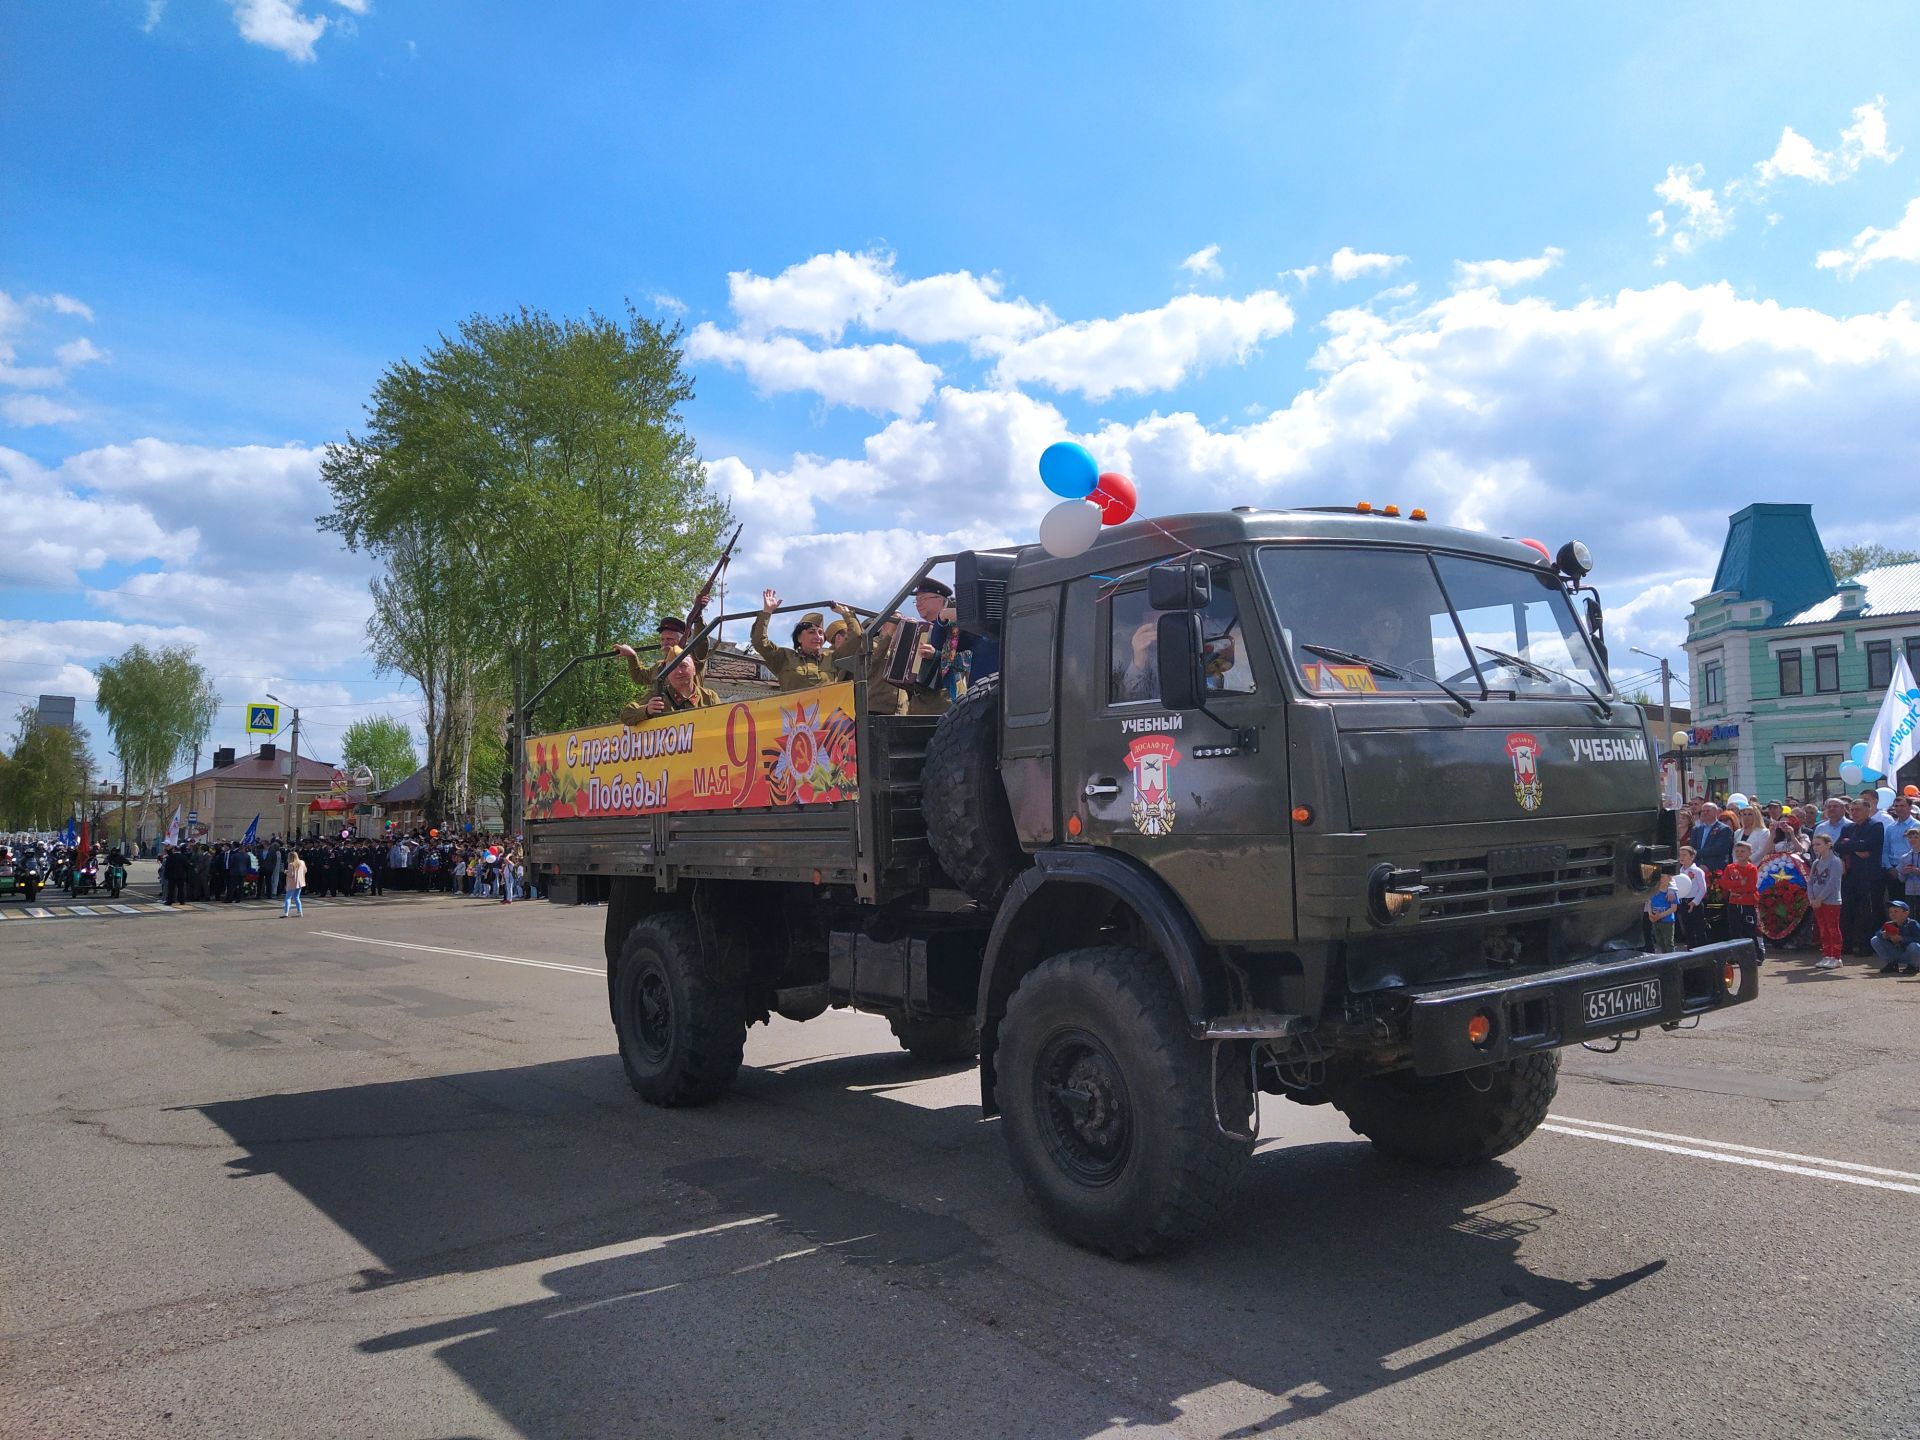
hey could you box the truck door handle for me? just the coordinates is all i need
[1083,777,1121,799]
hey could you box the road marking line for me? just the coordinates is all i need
[314,931,604,976]
[109,903,141,914]
[26,907,54,919]
[69,905,98,916]
[1540,1125,1920,1196]
[1549,1114,1920,1182]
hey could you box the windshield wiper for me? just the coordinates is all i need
[1299,642,1474,716]
[1474,646,1612,717]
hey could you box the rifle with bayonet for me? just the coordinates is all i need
[685,522,743,638]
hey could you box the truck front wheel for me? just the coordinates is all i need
[1333,1053,1558,1166]
[995,945,1251,1258]
[613,912,746,1107]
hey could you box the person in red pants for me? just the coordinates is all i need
[1721,841,1763,957]
[1806,832,1844,970]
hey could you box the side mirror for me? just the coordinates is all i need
[1156,612,1204,710]
[1584,594,1608,667]
[1148,558,1211,612]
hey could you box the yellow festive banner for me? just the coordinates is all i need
[523,682,859,821]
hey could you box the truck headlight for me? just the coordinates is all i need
[1368,864,1429,925]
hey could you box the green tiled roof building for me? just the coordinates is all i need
[1683,503,1920,803]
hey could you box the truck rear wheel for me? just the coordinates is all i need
[921,677,1027,905]
[613,912,746,1106]
[1334,1052,1558,1166]
[995,945,1251,1258]
[888,1015,979,1063]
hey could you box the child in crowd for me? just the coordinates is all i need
[1901,829,1920,905]
[1644,871,1677,951]
[1676,845,1709,949]
[1872,898,1920,976]
[1721,840,1762,955]
[1806,832,1844,970]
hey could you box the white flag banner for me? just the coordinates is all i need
[1866,654,1920,782]
[165,807,182,846]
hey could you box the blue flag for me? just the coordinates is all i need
[61,819,77,846]
[243,814,259,845]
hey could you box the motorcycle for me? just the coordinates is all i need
[105,859,127,899]
[67,860,99,898]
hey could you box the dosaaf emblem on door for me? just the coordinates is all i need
[1124,735,1180,836]
[1505,731,1544,812]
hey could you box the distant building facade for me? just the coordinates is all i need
[1684,503,1920,803]
[163,743,339,841]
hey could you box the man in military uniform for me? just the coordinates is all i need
[751,589,861,692]
[645,653,720,716]
[859,613,911,716]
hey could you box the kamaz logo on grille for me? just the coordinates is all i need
[1568,735,1649,763]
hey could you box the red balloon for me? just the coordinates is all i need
[1092,471,1137,525]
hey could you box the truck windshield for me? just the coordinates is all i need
[1258,545,1610,700]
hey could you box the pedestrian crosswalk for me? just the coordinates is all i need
[0,895,414,924]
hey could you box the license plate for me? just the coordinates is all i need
[1583,977,1662,1027]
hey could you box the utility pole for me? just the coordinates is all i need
[1631,645,1677,806]
[509,650,525,837]
[268,694,298,842]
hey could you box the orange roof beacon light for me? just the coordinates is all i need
[1355,500,1373,513]
[1409,508,1429,521]
[1382,504,1400,516]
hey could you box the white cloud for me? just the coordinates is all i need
[684,325,941,416]
[1,395,79,426]
[1329,247,1407,283]
[1756,97,1898,186]
[1816,195,1920,276]
[1284,265,1319,287]
[1179,244,1223,280]
[330,0,369,11]
[229,0,328,61]
[1650,165,1728,258]
[54,337,107,367]
[38,293,95,322]
[1453,247,1564,291]
[650,292,688,316]
[0,361,64,388]
[142,0,166,31]
[989,291,1295,401]
[722,250,1051,352]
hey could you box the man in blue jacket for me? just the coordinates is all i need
[1689,801,1736,872]
[1836,796,1887,955]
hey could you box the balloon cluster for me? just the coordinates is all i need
[1839,742,1885,789]
[1036,442,1137,559]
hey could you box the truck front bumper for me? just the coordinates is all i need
[1404,938,1758,1077]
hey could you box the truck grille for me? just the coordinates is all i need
[1417,843,1615,919]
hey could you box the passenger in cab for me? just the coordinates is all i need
[752,589,861,692]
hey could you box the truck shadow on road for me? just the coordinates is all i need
[195,1049,1664,1438]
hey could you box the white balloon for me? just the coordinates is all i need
[1039,498,1102,559]
[1877,786,1896,810]
[1670,872,1694,901]
[1839,762,1864,786]
[1726,792,1750,811]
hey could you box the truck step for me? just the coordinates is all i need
[1203,1011,1308,1040]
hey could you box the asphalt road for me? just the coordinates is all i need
[3,894,1916,1440]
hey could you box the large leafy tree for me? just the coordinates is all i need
[320,306,729,821]
[0,706,94,830]
[93,644,220,837]
[340,715,421,791]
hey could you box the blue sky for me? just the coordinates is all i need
[5,0,1920,770]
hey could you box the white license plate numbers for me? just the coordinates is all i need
[1583,977,1662,1027]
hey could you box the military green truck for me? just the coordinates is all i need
[524,506,1759,1256]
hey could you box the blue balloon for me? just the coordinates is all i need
[1850,742,1869,763]
[1038,441,1099,498]
[1862,763,1883,781]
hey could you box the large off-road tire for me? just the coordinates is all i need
[612,912,746,1107]
[888,1015,980,1063]
[995,945,1251,1259]
[1333,1052,1558,1166]
[921,677,1027,906]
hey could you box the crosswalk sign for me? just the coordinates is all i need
[247,703,279,735]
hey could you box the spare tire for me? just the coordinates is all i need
[921,677,1028,905]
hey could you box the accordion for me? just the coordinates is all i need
[884,618,940,691]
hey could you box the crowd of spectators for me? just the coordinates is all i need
[156,830,533,909]
[1653,788,1920,973]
